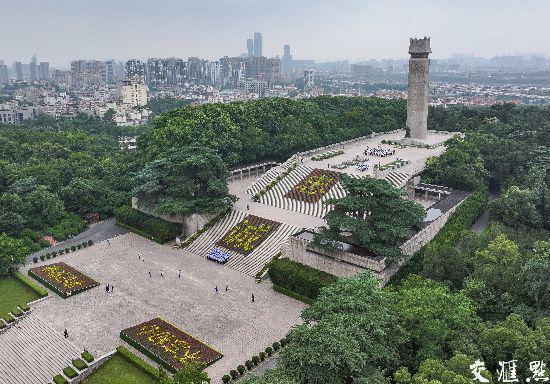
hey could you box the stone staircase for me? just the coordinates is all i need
[254,165,347,218]
[385,171,411,189]
[185,209,301,276]
[0,313,83,384]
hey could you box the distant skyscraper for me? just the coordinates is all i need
[304,68,315,91]
[39,62,49,80]
[29,55,38,81]
[247,39,254,57]
[253,32,262,57]
[282,44,293,74]
[0,63,8,83]
[13,61,23,80]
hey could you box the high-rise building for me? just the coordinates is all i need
[253,32,262,57]
[304,68,315,91]
[39,62,50,80]
[282,44,292,74]
[125,60,147,83]
[13,62,23,80]
[118,78,149,107]
[247,39,254,57]
[0,63,8,83]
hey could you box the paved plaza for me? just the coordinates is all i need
[24,234,305,382]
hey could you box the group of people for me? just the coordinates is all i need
[214,285,255,302]
[365,146,395,157]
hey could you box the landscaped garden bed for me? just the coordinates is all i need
[28,262,99,298]
[216,215,281,256]
[285,169,340,203]
[120,318,222,373]
[83,347,156,384]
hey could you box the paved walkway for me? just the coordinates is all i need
[24,234,304,383]
[27,218,127,262]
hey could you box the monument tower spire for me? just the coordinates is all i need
[406,37,431,140]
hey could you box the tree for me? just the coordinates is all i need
[489,186,542,229]
[314,175,425,264]
[390,275,479,369]
[279,273,405,384]
[521,240,550,310]
[242,369,298,384]
[0,233,28,275]
[133,146,236,216]
[155,363,210,384]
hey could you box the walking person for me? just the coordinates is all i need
[138,253,141,260]
[110,285,114,293]
[251,293,255,303]
[105,284,109,293]
[246,204,250,210]
[160,269,164,277]
[64,329,68,338]
[149,270,152,278]
[178,270,181,278]
[215,286,219,294]
[225,284,229,292]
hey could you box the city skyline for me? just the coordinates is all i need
[2,0,550,67]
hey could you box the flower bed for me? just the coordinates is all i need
[28,262,99,299]
[120,318,222,373]
[285,169,340,203]
[216,215,281,256]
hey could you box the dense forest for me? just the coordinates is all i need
[0,99,548,384]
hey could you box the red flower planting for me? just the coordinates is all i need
[285,169,341,203]
[28,262,99,298]
[121,318,223,372]
[216,215,281,255]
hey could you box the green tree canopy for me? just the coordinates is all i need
[133,146,236,216]
[314,175,425,263]
[279,272,405,384]
[0,233,28,275]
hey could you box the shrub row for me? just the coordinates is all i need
[388,188,489,285]
[268,257,337,301]
[311,149,344,161]
[114,205,182,244]
[53,374,68,384]
[81,350,95,363]
[33,240,93,263]
[116,345,158,378]
[120,331,177,373]
[72,358,88,371]
[252,163,298,202]
[182,208,232,248]
[222,338,289,383]
[63,366,77,379]
[11,270,48,298]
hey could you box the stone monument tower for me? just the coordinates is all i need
[406,37,431,140]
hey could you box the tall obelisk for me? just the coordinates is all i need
[406,37,431,140]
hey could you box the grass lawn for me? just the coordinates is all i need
[0,276,41,316]
[83,354,156,384]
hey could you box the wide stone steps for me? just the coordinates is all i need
[185,209,301,276]
[0,313,83,384]
[258,165,346,218]
[385,171,410,188]
[246,166,284,196]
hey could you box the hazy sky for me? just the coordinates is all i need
[1,0,550,67]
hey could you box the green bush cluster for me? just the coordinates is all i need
[253,163,297,202]
[33,240,92,263]
[311,149,344,161]
[53,374,68,384]
[11,270,48,298]
[72,358,88,371]
[114,205,181,244]
[268,258,337,301]
[63,366,77,379]
[81,350,94,363]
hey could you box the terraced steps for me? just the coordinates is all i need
[0,313,83,384]
[185,209,301,276]
[385,171,411,189]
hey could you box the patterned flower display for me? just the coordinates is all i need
[285,169,340,203]
[216,215,281,255]
[120,318,223,372]
[28,262,99,298]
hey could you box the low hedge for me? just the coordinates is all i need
[11,270,48,298]
[72,358,88,371]
[114,205,181,244]
[222,374,231,383]
[63,366,77,379]
[3,314,14,324]
[268,258,336,301]
[116,345,163,377]
[53,374,68,384]
[230,370,239,379]
[81,350,94,363]
[237,365,246,375]
[12,308,23,317]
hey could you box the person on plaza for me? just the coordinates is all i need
[246,204,250,210]
[148,270,152,278]
[215,286,219,294]
[64,329,68,338]
[138,253,141,260]
[251,293,255,303]
[225,284,229,291]
[110,285,114,293]
[105,284,109,293]
[178,270,181,278]
[160,269,163,277]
